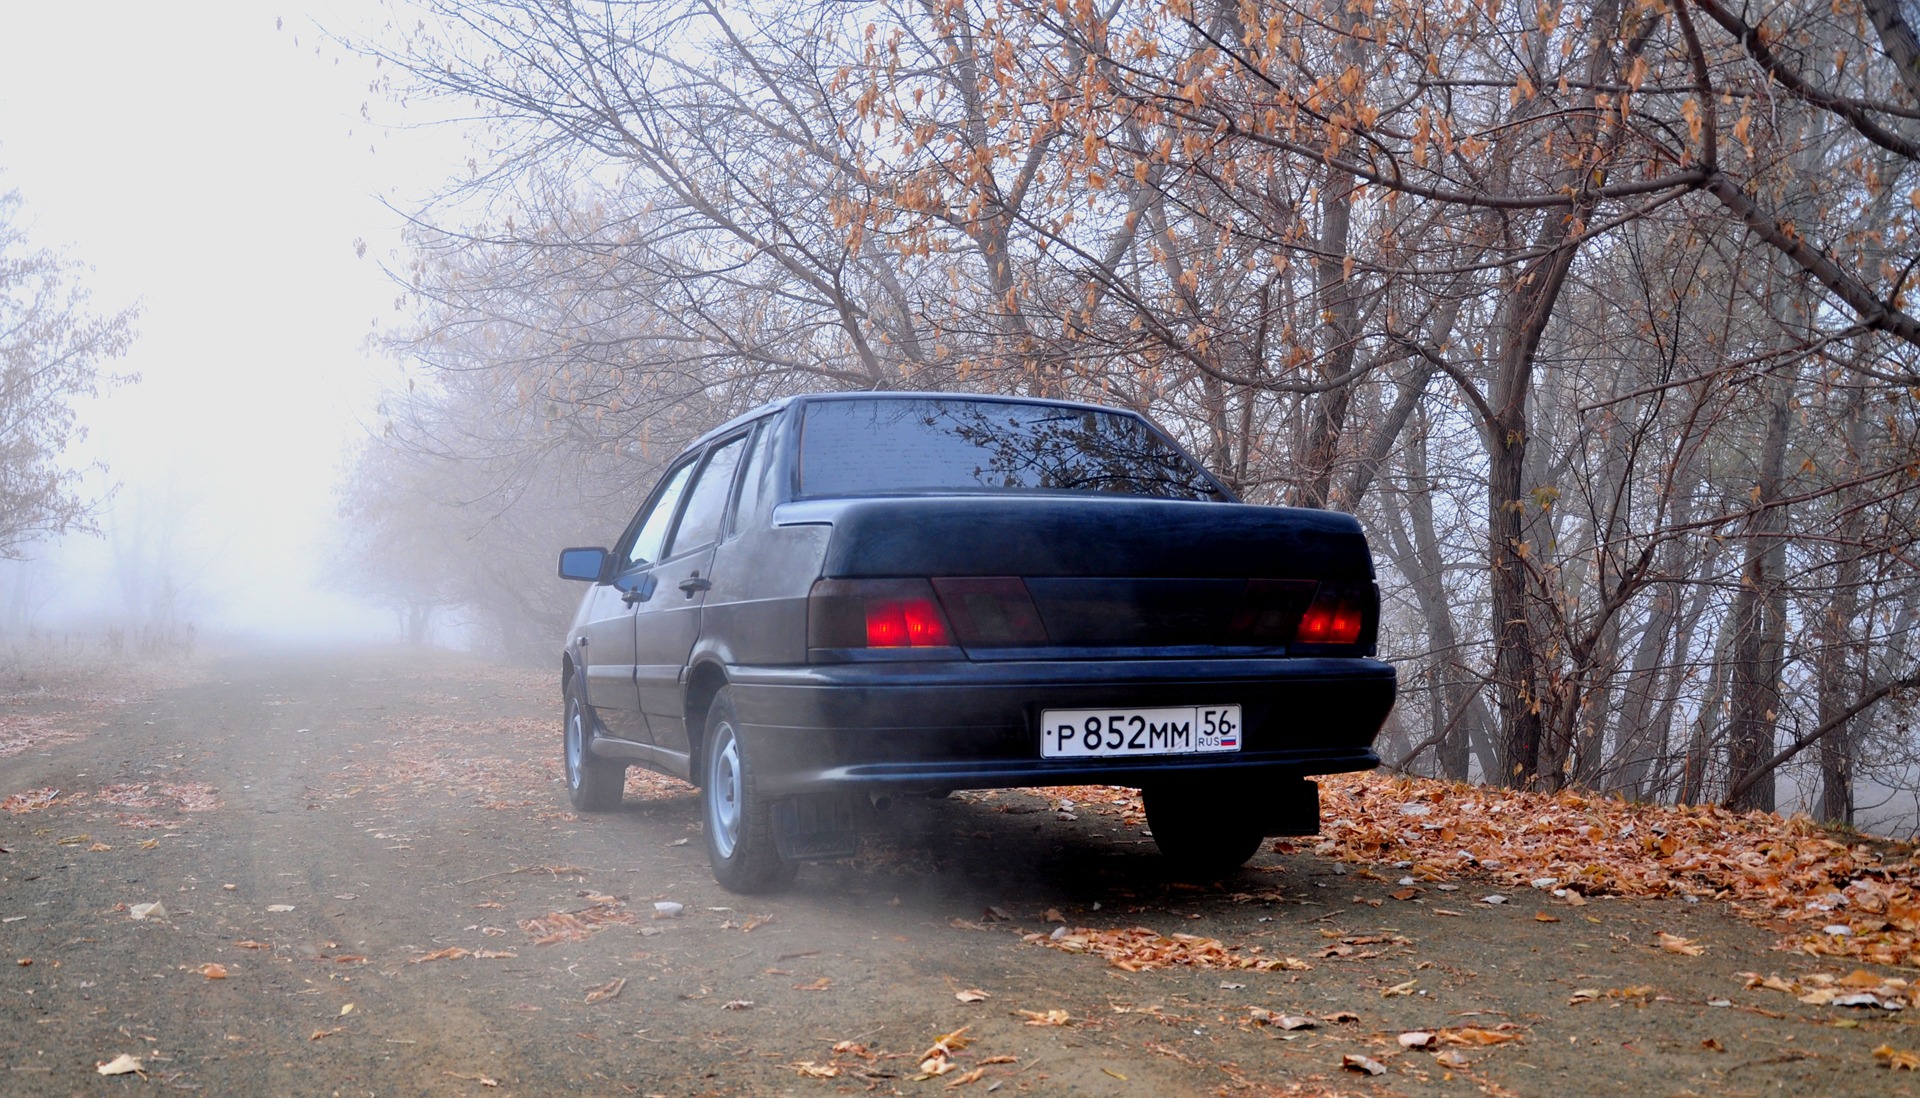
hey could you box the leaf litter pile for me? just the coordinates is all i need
[1000,773,1920,974]
[518,893,639,945]
[1030,926,1312,973]
[2,782,222,831]
[1308,773,1920,967]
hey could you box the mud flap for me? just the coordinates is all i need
[1258,777,1321,836]
[772,794,860,861]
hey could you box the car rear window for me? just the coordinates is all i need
[798,397,1224,501]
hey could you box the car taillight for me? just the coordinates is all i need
[1226,579,1319,644]
[808,579,957,651]
[930,577,1048,647]
[864,597,953,647]
[1294,582,1374,646]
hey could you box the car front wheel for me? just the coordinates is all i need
[702,687,796,893]
[564,679,626,811]
[1143,782,1264,878]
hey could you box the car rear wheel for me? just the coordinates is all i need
[564,679,626,812]
[1143,782,1264,878]
[702,687,797,894]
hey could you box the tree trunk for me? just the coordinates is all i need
[1724,371,1794,812]
[1295,169,1362,509]
[1815,383,1869,822]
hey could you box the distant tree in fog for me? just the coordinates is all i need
[0,186,138,558]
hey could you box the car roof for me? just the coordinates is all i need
[683,391,1156,453]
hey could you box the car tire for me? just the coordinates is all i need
[702,687,797,894]
[564,679,626,812]
[1143,782,1264,877]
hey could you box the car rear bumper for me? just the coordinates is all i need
[725,656,1394,796]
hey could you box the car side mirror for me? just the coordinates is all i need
[557,547,610,582]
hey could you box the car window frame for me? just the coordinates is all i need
[660,429,752,561]
[723,419,775,540]
[615,452,703,573]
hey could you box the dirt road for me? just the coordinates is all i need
[3,647,1914,1095]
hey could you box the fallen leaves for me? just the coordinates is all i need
[1441,1024,1525,1046]
[95,781,221,813]
[1875,1044,1920,1070]
[955,988,990,1003]
[1570,985,1653,1005]
[2,788,66,814]
[917,1025,974,1078]
[520,898,637,944]
[1742,970,1912,1009]
[584,977,626,1004]
[96,1053,144,1076]
[1015,1008,1070,1026]
[197,963,228,979]
[1316,773,1920,966]
[1341,1052,1387,1075]
[324,717,691,814]
[1029,926,1310,973]
[411,946,516,963]
[1657,932,1705,956]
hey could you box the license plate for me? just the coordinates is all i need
[1040,705,1242,758]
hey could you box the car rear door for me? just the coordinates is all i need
[633,430,751,758]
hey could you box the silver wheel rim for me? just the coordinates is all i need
[565,700,584,788]
[710,726,742,859]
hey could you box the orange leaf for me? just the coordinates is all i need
[1657,932,1704,956]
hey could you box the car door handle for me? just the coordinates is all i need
[678,573,712,597]
[621,575,658,605]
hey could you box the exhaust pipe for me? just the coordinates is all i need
[868,792,893,812]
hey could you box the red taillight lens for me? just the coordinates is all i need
[929,577,1048,647]
[1294,583,1373,646]
[865,597,953,647]
[808,579,957,652]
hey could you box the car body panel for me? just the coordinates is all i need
[577,577,647,742]
[723,654,1393,796]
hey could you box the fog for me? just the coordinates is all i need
[0,2,458,646]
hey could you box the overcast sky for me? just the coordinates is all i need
[0,2,461,639]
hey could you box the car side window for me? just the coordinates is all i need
[727,422,775,535]
[665,434,748,558]
[626,458,699,568]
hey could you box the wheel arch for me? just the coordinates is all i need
[683,659,731,788]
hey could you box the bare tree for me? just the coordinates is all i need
[0,186,138,558]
